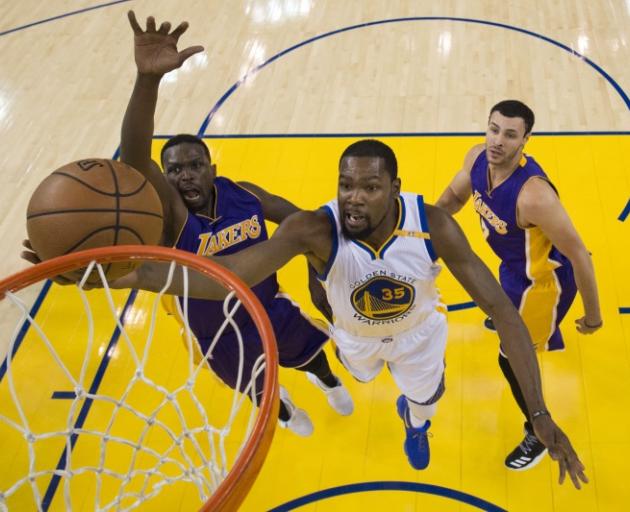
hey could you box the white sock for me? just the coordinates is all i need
[408,400,436,428]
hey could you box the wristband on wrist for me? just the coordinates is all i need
[584,319,603,328]
[531,409,550,420]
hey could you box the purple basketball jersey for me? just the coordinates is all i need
[470,151,576,351]
[174,177,279,337]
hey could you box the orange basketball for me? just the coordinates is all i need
[26,158,164,282]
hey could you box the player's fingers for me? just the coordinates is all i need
[158,21,171,34]
[547,443,562,461]
[575,318,588,334]
[22,239,33,250]
[563,453,585,489]
[579,469,590,484]
[568,465,583,490]
[575,322,596,335]
[559,440,588,489]
[127,10,142,34]
[170,21,190,41]
[178,46,205,63]
[557,456,567,485]
[20,251,40,265]
[146,16,157,33]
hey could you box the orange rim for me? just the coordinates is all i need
[1,245,279,512]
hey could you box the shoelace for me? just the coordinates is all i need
[519,432,540,454]
[404,408,432,441]
[411,431,433,443]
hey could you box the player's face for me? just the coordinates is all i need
[485,111,530,167]
[338,156,400,241]
[163,143,216,212]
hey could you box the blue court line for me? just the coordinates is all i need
[0,280,53,383]
[619,200,630,221]
[447,301,477,312]
[42,289,138,511]
[51,391,77,400]
[0,0,132,38]
[197,16,630,135]
[196,131,630,139]
[268,481,506,511]
[620,308,630,314]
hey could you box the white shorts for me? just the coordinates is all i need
[330,310,448,404]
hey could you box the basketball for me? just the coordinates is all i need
[26,158,164,282]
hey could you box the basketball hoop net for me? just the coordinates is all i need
[0,246,279,512]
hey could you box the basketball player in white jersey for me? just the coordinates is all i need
[117,139,587,488]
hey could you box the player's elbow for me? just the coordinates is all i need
[436,189,464,215]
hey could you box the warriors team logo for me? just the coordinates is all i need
[351,276,415,320]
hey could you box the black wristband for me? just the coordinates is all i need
[584,319,603,328]
[531,409,550,420]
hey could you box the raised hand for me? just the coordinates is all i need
[127,10,204,77]
[532,414,589,489]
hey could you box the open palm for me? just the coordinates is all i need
[128,10,204,76]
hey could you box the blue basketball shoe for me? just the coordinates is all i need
[396,395,431,470]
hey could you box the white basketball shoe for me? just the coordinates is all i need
[306,372,354,416]
[278,386,314,437]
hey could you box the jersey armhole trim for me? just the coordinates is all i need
[417,195,437,262]
[317,205,339,281]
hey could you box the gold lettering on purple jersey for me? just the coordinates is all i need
[472,190,508,235]
[218,229,230,250]
[199,214,262,256]
[249,215,261,238]
[197,233,211,256]
[207,236,220,255]
[231,224,243,244]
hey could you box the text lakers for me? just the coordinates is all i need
[196,215,261,256]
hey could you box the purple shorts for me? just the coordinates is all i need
[198,294,328,395]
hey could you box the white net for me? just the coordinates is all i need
[0,254,276,511]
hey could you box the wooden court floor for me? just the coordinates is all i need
[1,1,630,511]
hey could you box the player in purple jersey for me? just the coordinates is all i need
[116,11,353,436]
[437,100,602,470]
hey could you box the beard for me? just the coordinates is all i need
[341,220,374,240]
[340,200,397,241]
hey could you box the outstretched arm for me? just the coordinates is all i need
[112,209,332,299]
[518,178,602,334]
[435,144,482,214]
[237,182,332,318]
[122,11,204,241]
[427,204,588,489]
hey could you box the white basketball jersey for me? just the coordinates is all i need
[320,193,444,339]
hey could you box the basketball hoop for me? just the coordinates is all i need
[0,246,279,512]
